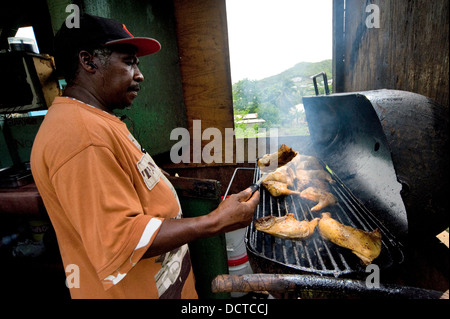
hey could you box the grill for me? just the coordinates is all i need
[246,162,404,278]
[213,87,448,298]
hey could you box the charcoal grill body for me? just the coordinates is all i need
[247,89,448,273]
[303,89,449,240]
[241,90,448,297]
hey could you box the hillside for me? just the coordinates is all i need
[232,59,332,136]
[257,59,333,89]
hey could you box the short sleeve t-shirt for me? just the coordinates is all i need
[30,97,197,299]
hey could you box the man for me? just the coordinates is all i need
[30,14,259,299]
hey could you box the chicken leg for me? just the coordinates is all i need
[255,213,319,240]
[318,212,382,265]
[300,187,337,211]
[262,180,301,197]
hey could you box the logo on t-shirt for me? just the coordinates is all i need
[136,153,162,191]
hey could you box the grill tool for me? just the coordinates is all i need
[249,175,265,195]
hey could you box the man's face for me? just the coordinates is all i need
[95,46,144,111]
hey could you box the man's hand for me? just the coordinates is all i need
[209,188,260,233]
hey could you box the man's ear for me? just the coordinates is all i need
[79,51,97,72]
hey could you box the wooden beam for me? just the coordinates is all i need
[173,0,236,166]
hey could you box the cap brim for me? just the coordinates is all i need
[106,37,161,57]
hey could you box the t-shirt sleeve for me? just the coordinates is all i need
[51,145,163,290]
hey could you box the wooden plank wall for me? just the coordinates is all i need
[172,0,235,167]
[333,0,449,107]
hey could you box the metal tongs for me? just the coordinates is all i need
[249,175,265,195]
[222,168,263,201]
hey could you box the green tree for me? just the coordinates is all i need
[258,102,280,128]
[232,79,260,112]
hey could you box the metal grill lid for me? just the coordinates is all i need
[302,91,409,240]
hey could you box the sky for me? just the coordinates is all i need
[225,0,333,83]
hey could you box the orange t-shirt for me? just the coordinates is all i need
[31,97,197,299]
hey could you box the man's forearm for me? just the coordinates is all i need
[142,213,219,258]
[141,188,259,258]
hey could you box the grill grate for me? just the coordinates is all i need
[246,163,404,277]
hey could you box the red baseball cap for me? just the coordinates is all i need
[54,14,161,57]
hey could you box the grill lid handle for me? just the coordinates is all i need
[311,72,330,96]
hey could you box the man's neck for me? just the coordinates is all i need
[63,85,113,114]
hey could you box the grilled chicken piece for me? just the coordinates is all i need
[300,187,337,211]
[258,144,297,172]
[296,177,331,192]
[262,180,301,197]
[262,165,296,187]
[255,213,319,240]
[290,154,323,170]
[296,160,322,170]
[296,169,335,185]
[318,212,382,265]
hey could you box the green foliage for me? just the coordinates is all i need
[233,107,250,132]
[232,79,260,112]
[258,102,280,128]
[232,59,332,137]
